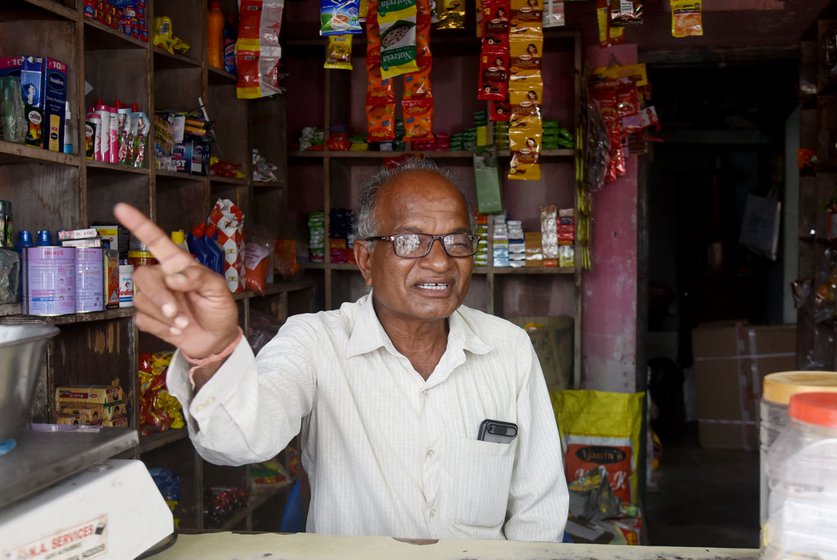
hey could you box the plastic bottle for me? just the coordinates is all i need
[223,14,237,74]
[204,224,225,275]
[170,229,188,252]
[63,101,73,154]
[207,2,225,69]
[762,392,837,560]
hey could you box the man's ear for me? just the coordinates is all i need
[354,241,374,286]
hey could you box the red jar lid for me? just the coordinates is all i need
[789,392,837,428]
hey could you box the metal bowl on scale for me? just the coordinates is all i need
[0,323,59,442]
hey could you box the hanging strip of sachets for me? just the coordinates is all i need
[401,0,434,141]
[366,0,397,141]
[507,0,542,180]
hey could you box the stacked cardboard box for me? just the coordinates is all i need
[691,322,796,449]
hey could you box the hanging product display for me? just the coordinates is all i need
[608,0,643,27]
[478,0,510,102]
[588,63,657,184]
[324,35,354,70]
[236,0,284,99]
[366,0,397,141]
[596,0,623,47]
[401,0,434,141]
[542,0,564,28]
[436,0,465,30]
[671,0,703,38]
[320,0,363,35]
[378,0,419,78]
[507,0,543,181]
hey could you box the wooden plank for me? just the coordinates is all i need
[0,163,82,231]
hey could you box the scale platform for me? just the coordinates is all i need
[0,425,137,508]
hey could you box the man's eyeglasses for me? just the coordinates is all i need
[364,233,481,258]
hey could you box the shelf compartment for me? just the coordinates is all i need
[84,18,149,50]
[84,47,150,114]
[2,0,79,22]
[87,168,150,225]
[0,162,82,233]
[155,175,209,234]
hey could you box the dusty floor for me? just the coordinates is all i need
[644,424,760,549]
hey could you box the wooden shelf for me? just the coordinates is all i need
[253,180,285,189]
[0,308,134,325]
[290,149,575,159]
[209,175,248,186]
[0,140,80,167]
[10,0,79,21]
[290,150,473,159]
[84,18,148,50]
[153,47,202,69]
[138,429,189,454]
[231,281,315,301]
[208,66,237,85]
[86,160,151,175]
[155,169,208,182]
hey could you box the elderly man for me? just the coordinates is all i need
[114,158,568,541]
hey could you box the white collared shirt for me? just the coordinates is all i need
[167,294,568,541]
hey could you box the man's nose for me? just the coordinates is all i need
[422,237,451,266]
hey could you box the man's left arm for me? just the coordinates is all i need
[504,343,569,542]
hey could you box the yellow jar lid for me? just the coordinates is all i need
[763,371,837,405]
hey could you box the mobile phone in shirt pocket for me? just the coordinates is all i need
[478,419,518,444]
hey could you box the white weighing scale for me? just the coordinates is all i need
[0,426,174,559]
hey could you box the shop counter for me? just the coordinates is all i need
[150,532,759,560]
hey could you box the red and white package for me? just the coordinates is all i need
[208,199,246,292]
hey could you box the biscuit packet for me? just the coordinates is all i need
[671,0,702,37]
[379,0,419,79]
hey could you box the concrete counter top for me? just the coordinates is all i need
[149,532,759,560]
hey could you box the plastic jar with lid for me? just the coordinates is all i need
[128,247,158,268]
[759,371,837,526]
[762,392,837,560]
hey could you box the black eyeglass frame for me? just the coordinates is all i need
[363,233,481,258]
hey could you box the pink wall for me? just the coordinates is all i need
[581,45,639,392]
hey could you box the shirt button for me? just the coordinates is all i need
[426,449,435,459]
[423,390,430,399]
[429,507,438,518]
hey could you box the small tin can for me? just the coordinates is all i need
[24,246,76,316]
[36,230,53,246]
[75,247,104,313]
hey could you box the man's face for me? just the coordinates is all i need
[355,170,473,328]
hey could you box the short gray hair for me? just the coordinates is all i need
[354,158,475,241]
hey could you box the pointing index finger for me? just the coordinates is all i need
[113,202,195,275]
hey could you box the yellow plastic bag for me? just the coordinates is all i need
[551,389,643,507]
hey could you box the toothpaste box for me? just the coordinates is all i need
[20,56,44,148]
[104,248,119,308]
[58,227,99,241]
[42,57,68,152]
[55,383,123,405]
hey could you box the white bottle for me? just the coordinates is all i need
[63,101,73,154]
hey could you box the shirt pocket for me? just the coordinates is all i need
[446,436,518,528]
